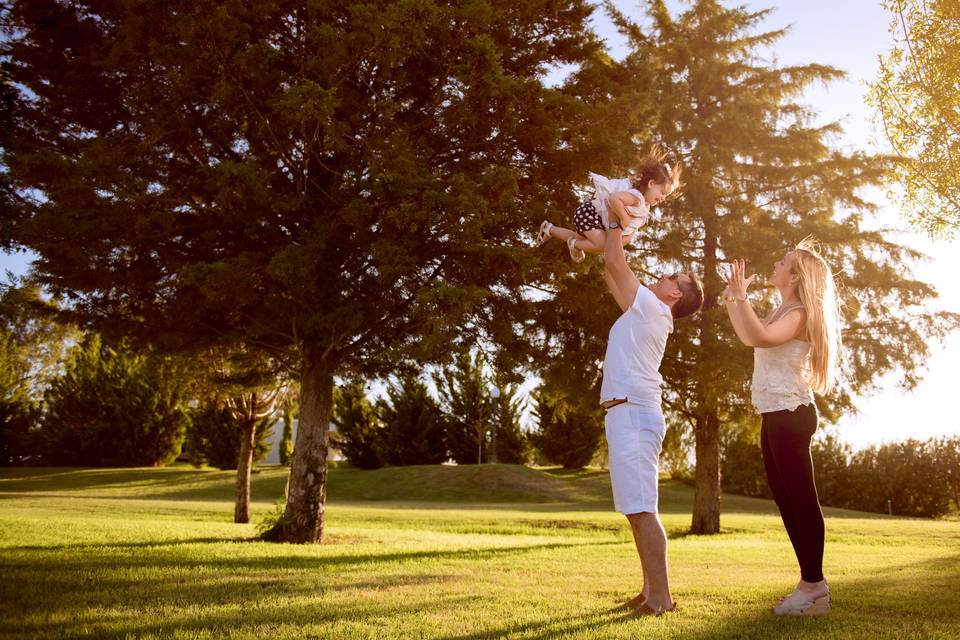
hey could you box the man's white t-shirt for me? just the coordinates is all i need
[600,285,674,409]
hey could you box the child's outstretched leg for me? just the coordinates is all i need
[535,220,604,263]
[571,229,605,261]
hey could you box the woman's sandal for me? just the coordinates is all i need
[773,590,831,616]
[535,220,553,246]
[567,236,586,263]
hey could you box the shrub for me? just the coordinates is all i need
[332,380,385,469]
[39,335,188,467]
[530,391,603,470]
[377,375,448,466]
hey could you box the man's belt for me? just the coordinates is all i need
[601,398,628,411]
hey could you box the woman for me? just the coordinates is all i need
[722,237,841,616]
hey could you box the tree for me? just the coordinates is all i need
[489,376,530,465]
[0,330,38,465]
[4,0,602,542]
[331,379,384,470]
[866,0,960,237]
[934,436,960,513]
[530,386,603,469]
[719,426,770,499]
[810,431,854,508]
[226,389,280,522]
[0,276,76,465]
[41,334,189,466]
[187,400,274,471]
[0,26,17,249]
[186,347,285,523]
[720,431,960,519]
[524,0,959,534]
[845,439,951,518]
[377,374,448,466]
[0,277,79,465]
[435,352,493,464]
[0,277,79,403]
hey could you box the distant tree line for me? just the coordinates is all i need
[0,282,556,470]
[0,281,607,473]
[721,428,960,518]
[321,351,604,470]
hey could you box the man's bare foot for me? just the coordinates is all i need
[620,592,647,610]
[630,600,677,617]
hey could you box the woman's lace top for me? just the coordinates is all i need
[751,304,814,413]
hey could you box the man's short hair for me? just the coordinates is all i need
[673,272,704,320]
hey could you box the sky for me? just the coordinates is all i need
[2,1,957,450]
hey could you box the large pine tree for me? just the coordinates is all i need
[606,0,958,533]
[4,0,602,541]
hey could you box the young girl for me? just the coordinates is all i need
[535,148,682,262]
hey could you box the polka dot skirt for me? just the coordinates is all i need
[572,200,604,235]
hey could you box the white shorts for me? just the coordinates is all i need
[604,403,666,515]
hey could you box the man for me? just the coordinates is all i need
[600,226,704,616]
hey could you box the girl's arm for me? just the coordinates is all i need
[723,260,805,347]
[606,192,643,228]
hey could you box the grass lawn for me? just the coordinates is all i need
[1,464,958,639]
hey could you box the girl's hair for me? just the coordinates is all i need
[631,145,682,197]
[792,236,843,394]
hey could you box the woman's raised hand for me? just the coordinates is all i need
[725,259,757,300]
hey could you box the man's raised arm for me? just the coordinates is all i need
[603,226,641,312]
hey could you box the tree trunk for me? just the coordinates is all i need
[261,350,332,543]
[477,425,483,465]
[691,411,722,534]
[490,403,498,465]
[234,415,256,524]
[690,214,722,534]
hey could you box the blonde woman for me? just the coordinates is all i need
[722,238,841,617]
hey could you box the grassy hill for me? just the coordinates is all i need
[0,462,894,517]
[1,464,958,639]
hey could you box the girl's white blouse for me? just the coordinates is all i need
[588,172,650,236]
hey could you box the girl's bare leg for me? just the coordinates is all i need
[547,226,604,253]
[546,224,577,243]
[572,228,605,254]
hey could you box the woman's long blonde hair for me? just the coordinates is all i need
[792,237,842,394]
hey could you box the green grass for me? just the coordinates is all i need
[1,464,958,639]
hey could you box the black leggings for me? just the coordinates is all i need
[760,403,825,583]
